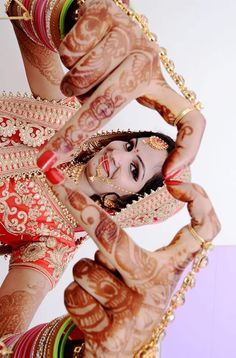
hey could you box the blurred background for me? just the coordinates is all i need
[0,0,235,357]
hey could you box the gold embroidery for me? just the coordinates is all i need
[45,243,75,281]
[20,242,46,262]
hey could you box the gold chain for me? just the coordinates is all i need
[112,0,203,110]
[134,239,213,357]
[0,0,31,21]
[159,47,203,110]
[112,0,156,42]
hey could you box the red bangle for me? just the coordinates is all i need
[21,0,42,45]
[34,0,55,50]
[12,324,45,357]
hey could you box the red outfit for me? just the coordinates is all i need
[0,94,82,288]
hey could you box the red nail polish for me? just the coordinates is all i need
[44,168,65,185]
[164,179,183,186]
[37,150,58,172]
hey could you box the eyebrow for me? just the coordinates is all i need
[135,138,145,180]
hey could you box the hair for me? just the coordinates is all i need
[85,131,175,212]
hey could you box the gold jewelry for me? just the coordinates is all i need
[0,339,13,355]
[103,198,117,209]
[74,0,86,21]
[0,0,31,21]
[73,343,85,357]
[135,234,213,357]
[143,136,168,151]
[159,47,203,111]
[89,161,135,195]
[187,224,213,250]
[173,107,196,126]
[112,0,156,42]
[63,163,85,184]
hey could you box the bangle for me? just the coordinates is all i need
[59,0,74,38]
[173,107,195,126]
[187,224,213,250]
[0,0,31,20]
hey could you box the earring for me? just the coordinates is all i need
[103,198,117,209]
[143,136,168,151]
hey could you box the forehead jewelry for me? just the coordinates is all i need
[143,136,168,151]
[89,161,135,195]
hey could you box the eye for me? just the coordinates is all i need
[125,140,134,152]
[130,163,139,181]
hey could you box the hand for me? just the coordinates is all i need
[57,177,220,357]
[36,0,168,171]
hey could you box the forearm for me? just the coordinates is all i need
[139,85,206,125]
[0,268,51,337]
[12,24,65,101]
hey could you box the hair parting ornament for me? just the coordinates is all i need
[143,136,168,151]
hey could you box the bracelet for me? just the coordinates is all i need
[187,224,213,250]
[173,107,195,126]
[0,0,31,20]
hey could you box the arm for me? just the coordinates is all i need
[0,267,51,336]
[11,23,65,101]
[0,180,220,357]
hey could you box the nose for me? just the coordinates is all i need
[111,149,130,168]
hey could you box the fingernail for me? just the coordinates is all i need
[165,167,183,180]
[44,168,65,185]
[164,179,183,186]
[37,150,58,172]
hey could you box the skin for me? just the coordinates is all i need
[0,268,51,336]
[3,1,214,353]
[35,0,206,178]
[79,137,168,197]
[49,175,221,357]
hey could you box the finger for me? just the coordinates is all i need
[162,111,206,178]
[50,175,156,284]
[95,250,117,271]
[64,281,109,335]
[72,258,140,313]
[166,181,221,240]
[60,27,132,97]
[59,0,112,69]
[37,53,152,170]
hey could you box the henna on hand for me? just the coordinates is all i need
[37,0,160,170]
[51,173,220,356]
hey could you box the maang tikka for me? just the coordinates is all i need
[143,136,168,151]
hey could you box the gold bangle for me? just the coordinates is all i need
[173,108,195,126]
[187,224,213,250]
[0,0,31,21]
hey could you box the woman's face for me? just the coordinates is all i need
[82,137,168,197]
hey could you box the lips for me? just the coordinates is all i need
[101,153,110,176]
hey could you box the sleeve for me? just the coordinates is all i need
[9,238,76,289]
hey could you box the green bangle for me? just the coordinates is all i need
[59,0,74,38]
[53,317,72,358]
[59,323,76,358]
